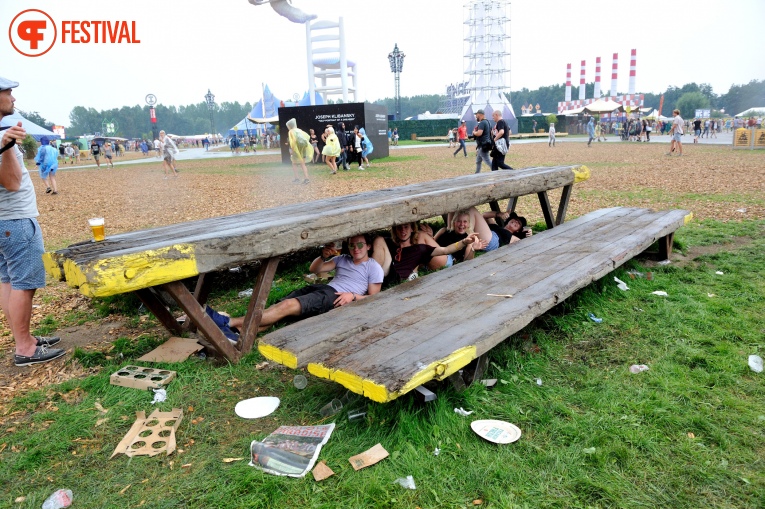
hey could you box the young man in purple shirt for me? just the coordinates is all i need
[223,234,384,335]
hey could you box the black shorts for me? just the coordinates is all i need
[285,284,337,317]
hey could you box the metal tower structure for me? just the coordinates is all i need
[460,0,516,132]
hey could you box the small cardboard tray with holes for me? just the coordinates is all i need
[110,365,176,390]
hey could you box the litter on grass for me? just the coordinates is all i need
[470,420,522,444]
[454,407,473,416]
[41,489,73,509]
[111,408,183,458]
[151,388,167,405]
[535,378,543,386]
[311,461,335,481]
[614,277,629,291]
[582,447,597,455]
[652,291,668,296]
[433,448,440,456]
[110,366,176,391]
[630,364,650,374]
[657,259,672,266]
[393,475,417,490]
[238,288,253,297]
[749,355,763,373]
[235,397,280,419]
[716,271,724,275]
[250,424,335,477]
[349,443,389,471]
[627,270,653,280]
[588,313,603,323]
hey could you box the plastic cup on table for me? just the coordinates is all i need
[88,218,105,242]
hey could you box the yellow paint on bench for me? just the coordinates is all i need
[258,343,298,369]
[573,165,591,183]
[62,244,198,297]
[42,252,63,280]
[684,212,694,224]
[306,345,477,403]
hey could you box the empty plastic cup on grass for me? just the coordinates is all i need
[293,374,307,390]
[319,398,342,417]
[88,218,105,242]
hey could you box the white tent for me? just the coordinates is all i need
[560,106,586,115]
[583,99,623,114]
[734,107,765,118]
[1,111,60,141]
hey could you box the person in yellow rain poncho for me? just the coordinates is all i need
[287,118,313,185]
[321,125,341,174]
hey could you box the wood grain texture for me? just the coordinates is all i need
[47,165,589,296]
[260,207,690,402]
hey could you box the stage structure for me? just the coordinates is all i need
[437,81,470,115]
[557,49,643,114]
[460,0,517,133]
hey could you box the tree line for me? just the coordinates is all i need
[20,80,764,139]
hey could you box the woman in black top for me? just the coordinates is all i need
[490,110,513,171]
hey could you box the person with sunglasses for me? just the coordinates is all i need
[371,222,486,286]
[211,234,384,338]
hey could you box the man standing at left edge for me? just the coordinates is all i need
[0,77,64,366]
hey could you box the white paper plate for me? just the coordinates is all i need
[235,397,280,419]
[470,419,522,444]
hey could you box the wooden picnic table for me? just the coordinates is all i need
[45,165,590,363]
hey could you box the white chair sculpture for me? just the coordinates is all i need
[305,17,357,105]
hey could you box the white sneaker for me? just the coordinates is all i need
[358,166,365,170]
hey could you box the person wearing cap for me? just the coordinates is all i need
[34,136,59,195]
[484,210,532,245]
[453,120,468,157]
[471,109,492,173]
[0,77,65,366]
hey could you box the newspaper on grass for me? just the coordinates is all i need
[249,424,335,477]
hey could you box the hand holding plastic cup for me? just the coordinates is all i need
[88,218,105,242]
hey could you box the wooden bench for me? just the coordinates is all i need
[44,165,590,364]
[259,207,692,402]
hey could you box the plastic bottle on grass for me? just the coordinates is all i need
[42,489,72,509]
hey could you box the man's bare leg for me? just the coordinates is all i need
[1,283,37,357]
[229,298,302,331]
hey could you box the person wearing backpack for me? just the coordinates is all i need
[471,109,492,173]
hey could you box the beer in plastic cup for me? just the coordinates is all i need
[88,218,105,242]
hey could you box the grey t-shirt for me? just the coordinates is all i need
[0,146,39,220]
[328,254,384,295]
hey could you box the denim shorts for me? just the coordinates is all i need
[484,231,500,252]
[673,132,682,142]
[0,218,46,290]
[444,254,454,268]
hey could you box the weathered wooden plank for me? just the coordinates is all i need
[555,184,573,226]
[48,165,591,297]
[302,209,653,376]
[261,207,631,361]
[259,208,691,402]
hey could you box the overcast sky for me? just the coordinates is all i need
[3,0,763,126]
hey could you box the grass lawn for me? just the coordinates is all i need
[1,217,764,508]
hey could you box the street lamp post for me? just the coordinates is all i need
[387,43,405,120]
[205,89,216,135]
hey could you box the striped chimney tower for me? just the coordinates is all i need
[579,60,586,101]
[628,49,636,95]
[565,63,572,101]
[611,53,618,97]
[594,57,602,99]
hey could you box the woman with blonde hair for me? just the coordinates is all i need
[321,125,341,174]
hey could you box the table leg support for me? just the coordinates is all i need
[162,280,241,363]
[658,232,674,260]
[555,184,573,226]
[538,191,555,229]
[135,288,183,336]
[239,257,280,355]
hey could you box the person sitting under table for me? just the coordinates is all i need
[372,222,485,285]
[208,234,384,340]
[430,207,501,266]
[484,210,532,245]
